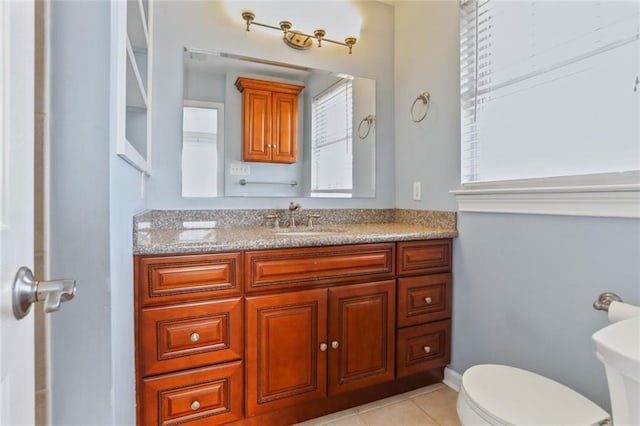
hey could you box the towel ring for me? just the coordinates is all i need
[358,115,376,139]
[411,91,430,123]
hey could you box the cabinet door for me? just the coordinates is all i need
[242,88,272,162]
[271,91,298,163]
[246,289,327,416]
[328,280,396,395]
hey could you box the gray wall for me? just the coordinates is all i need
[394,1,640,412]
[49,1,144,424]
[147,1,395,210]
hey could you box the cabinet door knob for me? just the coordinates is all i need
[191,400,201,411]
[424,297,432,304]
[331,340,339,349]
[190,332,200,342]
[320,343,328,351]
[423,346,431,353]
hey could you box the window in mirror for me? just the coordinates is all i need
[182,101,224,197]
[311,79,353,198]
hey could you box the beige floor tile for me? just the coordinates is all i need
[411,387,461,426]
[296,408,359,426]
[353,393,408,414]
[359,400,439,426]
[401,383,446,399]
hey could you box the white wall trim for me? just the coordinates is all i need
[451,172,640,218]
[444,366,462,392]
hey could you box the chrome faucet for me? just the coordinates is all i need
[288,202,302,228]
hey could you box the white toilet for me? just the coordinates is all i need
[456,316,640,425]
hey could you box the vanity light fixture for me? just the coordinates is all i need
[241,10,357,54]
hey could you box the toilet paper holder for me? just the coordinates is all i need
[593,292,623,311]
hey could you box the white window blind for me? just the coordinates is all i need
[460,0,640,184]
[311,79,353,196]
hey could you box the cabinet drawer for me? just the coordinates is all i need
[140,298,242,377]
[397,274,452,328]
[136,253,242,306]
[397,240,451,276]
[396,320,451,378]
[245,243,395,293]
[141,361,243,426]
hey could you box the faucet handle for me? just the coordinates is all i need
[307,214,321,227]
[264,214,281,229]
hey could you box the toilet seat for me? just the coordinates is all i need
[458,364,610,426]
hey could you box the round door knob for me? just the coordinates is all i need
[190,332,200,342]
[423,346,431,353]
[331,341,339,349]
[191,400,200,411]
[320,343,328,351]
[424,297,432,304]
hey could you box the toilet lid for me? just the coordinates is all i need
[460,364,610,426]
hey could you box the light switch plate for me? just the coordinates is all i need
[413,181,421,201]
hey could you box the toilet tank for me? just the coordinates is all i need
[593,316,640,426]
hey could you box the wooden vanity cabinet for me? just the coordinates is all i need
[134,253,244,426]
[134,239,453,425]
[235,77,304,164]
[245,280,395,416]
[396,240,452,377]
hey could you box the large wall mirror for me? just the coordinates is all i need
[182,48,376,198]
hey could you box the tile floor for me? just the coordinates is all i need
[296,383,461,426]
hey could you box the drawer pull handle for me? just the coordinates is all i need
[320,343,328,351]
[424,297,432,304]
[191,400,201,411]
[423,346,431,353]
[331,340,339,349]
[190,332,200,343]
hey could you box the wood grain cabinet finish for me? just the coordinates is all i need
[397,240,452,276]
[136,252,242,306]
[245,243,394,293]
[395,239,453,379]
[397,273,452,328]
[328,280,395,395]
[245,281,395,415]
[396,320,451,378]
[235,77,304,164]
[245,289,328,416]
[135,239,453,425]
[141,361,243,426]
[135,253,244,426]
[140,298,242,376]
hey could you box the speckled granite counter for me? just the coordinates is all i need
[133,209,457,255]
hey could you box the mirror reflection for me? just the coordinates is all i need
[182,48,376,198]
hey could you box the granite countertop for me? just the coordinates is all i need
[133,209,458,255]
[134,223,457,255]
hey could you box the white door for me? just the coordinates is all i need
[0,1,36,424]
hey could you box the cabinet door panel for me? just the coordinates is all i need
[271,92,297,163]
[243,88,271,161]
[328,280,395,395]
[246,289,327,416]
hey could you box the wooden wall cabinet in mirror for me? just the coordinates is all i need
[235,77,304,164]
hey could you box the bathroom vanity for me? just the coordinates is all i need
[133,210,456,425]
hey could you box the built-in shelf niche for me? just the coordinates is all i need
[113,0,153,173]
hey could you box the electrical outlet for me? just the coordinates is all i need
[230,163,250,176]
[413,181,422,201]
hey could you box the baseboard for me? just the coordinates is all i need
[443,366,462,392]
